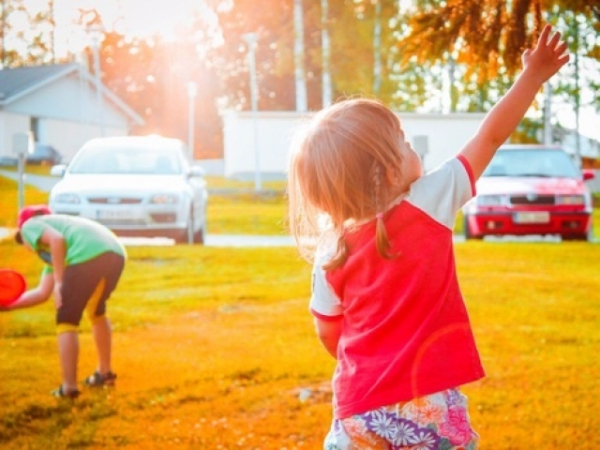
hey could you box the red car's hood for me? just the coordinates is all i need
[476,176,587,196]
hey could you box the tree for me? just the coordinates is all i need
[294,0,308,111]
[321,0,332,106]
[396,0,599,83]
[99,8,225,158]
[389,0,600,149]
[0,0,55,67]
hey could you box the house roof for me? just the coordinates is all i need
[0,64,77,101]
[0,63,144,125]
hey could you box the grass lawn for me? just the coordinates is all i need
[0,241,599,449]
[0,169,599,448]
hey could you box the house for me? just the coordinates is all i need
[221,109,486,179]
[0,63,144,164]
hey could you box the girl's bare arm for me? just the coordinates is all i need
[460,24,569,179]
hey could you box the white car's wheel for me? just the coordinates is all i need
[193,208,206,244]
[175,213,194,244]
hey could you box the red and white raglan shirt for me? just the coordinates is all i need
[310,156,485,419]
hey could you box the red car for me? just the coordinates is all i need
[462,145,595,241]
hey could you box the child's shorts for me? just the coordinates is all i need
[57,252,125,330]
[324,388,479,450]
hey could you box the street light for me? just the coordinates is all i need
[242,32,261,192]
[187,81,197,160]
[87,23,105,137]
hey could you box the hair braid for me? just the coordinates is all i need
[373,163,395,259]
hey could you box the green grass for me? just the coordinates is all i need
[208,191,287,235]
[0,174,287,235]
[0,177,49,228]
[204,175,286,192]
[0,241,599,449]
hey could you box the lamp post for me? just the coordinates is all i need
[87,24,105,137]
[187,81,197,160]
[242,32,261,192]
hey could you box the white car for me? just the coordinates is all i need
[49,135,208,244]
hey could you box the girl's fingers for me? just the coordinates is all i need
[538,24,552,46]
[555,40,569,55]
[547,30,562,49]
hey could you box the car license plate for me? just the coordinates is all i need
[513,212,550,224]
[97,209,135,220]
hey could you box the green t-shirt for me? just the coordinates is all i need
[20,215,126,275]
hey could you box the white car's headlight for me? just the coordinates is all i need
[54,193,81,204]
[476,195,505,206]
[150,194,179,204]
[556,195,585,205]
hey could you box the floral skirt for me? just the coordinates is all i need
[324,388,478,450]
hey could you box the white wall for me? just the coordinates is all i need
[396,112,485,169]
[0,112,30,158]
[41,118,128,162]
[221,110,485,178]
[222,110,308,179]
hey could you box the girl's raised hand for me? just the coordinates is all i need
[522,24,570,83]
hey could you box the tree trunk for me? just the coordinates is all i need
[321,0,332,107]
[294,0,308,112]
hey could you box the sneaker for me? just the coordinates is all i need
[84,371,117,387]
[51,385,80,399]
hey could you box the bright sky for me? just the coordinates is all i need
[56,0,205,44]
[20,0,208,55]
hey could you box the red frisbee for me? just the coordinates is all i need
[0,269,26,306]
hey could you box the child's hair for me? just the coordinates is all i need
[288,98,406,269]
[15,204,52,245]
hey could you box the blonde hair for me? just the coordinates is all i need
[288,98,406,269]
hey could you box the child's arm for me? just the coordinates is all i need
[314,317,342,359]
[1,273,53,311]
[459,24,569,179]
[39,227,67,308]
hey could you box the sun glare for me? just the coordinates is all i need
[109,0,198,40]
[48,0,206,56]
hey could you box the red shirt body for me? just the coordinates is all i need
[310,157,484,419]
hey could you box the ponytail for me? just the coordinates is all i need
[375,212,396,260]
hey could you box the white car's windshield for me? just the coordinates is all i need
[482,149,580,179]
[69,148,182,175]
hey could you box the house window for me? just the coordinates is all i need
[30,117,40,142]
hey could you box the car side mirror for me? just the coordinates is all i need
[50,164,67,177]
[582,169,595,181]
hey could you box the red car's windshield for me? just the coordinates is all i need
[482,149,581,179]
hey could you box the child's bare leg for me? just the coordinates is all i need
[57,331,79,391]
[92,316,112,374]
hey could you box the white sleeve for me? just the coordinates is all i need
[309,248,342,319]
[408,157,475,229]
